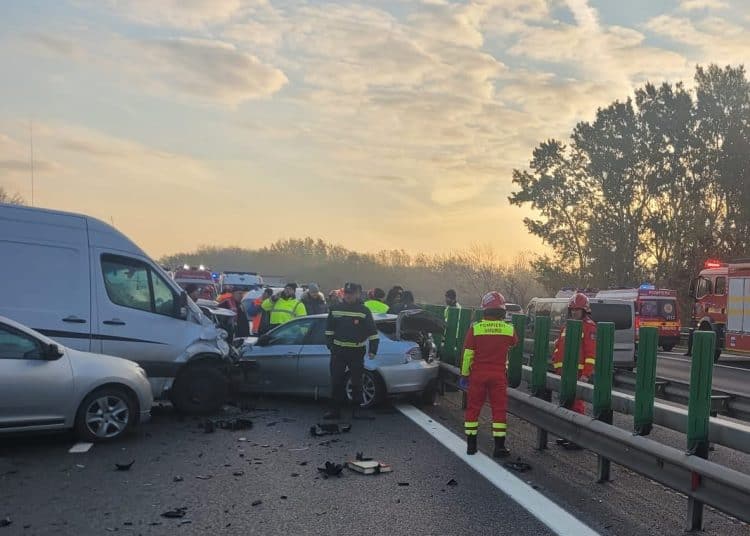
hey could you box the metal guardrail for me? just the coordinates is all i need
[613,370,750,421]
[439,362,750,525]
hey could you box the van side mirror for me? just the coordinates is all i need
[43,343,63,360]
[176,291,188,320]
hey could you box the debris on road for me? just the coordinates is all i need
[318,462,344,478]
[310,423,351,437]
[195,475,213,480]
[173,476,184,482]
[114,461,135,471]
[68,442,93,454]
[347,460,393,475]
[252,500,263,507]
[161,508,188,519]
[201,417,253,433]
[503,460,532,473]
[447,479,458,487]
[233,471,245,477]
[0,517,11,528]
[397,482,410,487]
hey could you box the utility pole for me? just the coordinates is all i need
[29,120,35,206]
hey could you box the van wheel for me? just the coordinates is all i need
[171,364,228,414]
[662,345,675,352]
[346,370,385,409]
[75,386,135,442]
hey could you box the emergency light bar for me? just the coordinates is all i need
[704,259,724,269]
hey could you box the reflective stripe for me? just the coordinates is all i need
[473,321,515,337]
[492,431,507,437]
[464,421,479,428]
[492,423,507,430]
[552,362,563,369]
[584,358,596,365]
[368,334,380,341]
[578,364,584,370]
[333,339,366,348]
[461,349,475,376]
[324,331,334,336]
[332,311,367,318]
[465,430,478,436]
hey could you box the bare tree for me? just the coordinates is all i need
[0,187,25,205]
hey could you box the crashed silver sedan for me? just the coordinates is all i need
[238,311,444,407]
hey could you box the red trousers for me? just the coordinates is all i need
[465,367,507,437]
[554,370,585,415]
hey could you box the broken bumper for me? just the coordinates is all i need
[378,360,440,394]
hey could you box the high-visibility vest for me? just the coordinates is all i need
[262,297,307,326]
[364,300,389,314]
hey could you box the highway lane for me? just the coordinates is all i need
[656,351,750,395]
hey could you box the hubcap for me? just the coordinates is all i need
[346,373,377,407]
[86,395,129,439]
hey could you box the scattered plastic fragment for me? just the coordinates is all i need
[114,461,135,471]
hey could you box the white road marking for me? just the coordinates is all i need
[69,442,93,454]
[396,404,600,536]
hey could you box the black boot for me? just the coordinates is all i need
[493,437,510,458]
[466,435,478,455]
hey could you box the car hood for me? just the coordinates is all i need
[396,310,445,339]
[65,348,142,376]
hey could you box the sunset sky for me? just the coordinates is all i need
[1,0,748,260]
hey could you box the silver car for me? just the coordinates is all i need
[239,311,444,407]
[0,316,153,441]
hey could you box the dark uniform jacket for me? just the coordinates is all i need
[325,301,380,354]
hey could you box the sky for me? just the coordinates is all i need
[1,0,749,260]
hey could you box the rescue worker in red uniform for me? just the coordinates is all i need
[460,292,519,458]
[551,292,597,449]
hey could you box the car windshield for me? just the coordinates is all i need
[639,299,677,321]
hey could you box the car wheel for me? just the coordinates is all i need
[345,370,385,409]
[662,345,675,352]
[171,364,228,414]
[74,387,135,442]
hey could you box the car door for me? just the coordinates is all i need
[296,318,333,397]
[93,252,193,374]
[241,318,314,394]
[0,323,74,429]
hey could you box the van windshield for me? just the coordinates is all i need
[590,303,632,329]
[639,299,677,321]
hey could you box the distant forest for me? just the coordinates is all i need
[160,238,544,307]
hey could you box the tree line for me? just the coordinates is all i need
[510,64,750,302]
[160,239,545,308]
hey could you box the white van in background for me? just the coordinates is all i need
[0,203,233,413]
[524,297,637,369]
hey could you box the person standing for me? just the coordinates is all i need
[460,292,518,458]
[324,282,379,420]
[261,283,307,330]
[364,288,389,314]
[390,290,419,314]
[551,292,597,448]
[385,286,403,310]
[218,288,251,339]
[301,283,328,315]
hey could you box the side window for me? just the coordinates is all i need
[101,254,176,317]
[696,277,713,299]
[306,319,328,346]
[152,273,175,316]
[715,277,726,296]
[0,325,42,360]
[267,319,314,346]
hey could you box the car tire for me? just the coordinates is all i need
[74,386,135,442]
[170,364,228,415]
[662,345,675,352]
[346,370,385,409]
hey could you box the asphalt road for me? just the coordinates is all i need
[657,350,750,395]
[0,397,557,536]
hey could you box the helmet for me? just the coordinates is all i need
[481,291,506,310]
[568,292,591,313]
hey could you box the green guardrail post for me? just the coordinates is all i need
[457,308,475,353]
[559,319,583,409]
[530,315,551,450]
[507,314,527,389]
[634,326,659,436]
[593,322,615,483]
[442,307,460,365]
[686,330,715,531]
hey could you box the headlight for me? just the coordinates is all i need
[135,366,147,378]
[404,347,422,363]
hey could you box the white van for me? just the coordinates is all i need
[0,204,233,413]
[524,297,637,369]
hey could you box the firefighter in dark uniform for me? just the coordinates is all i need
[324,282,379,420]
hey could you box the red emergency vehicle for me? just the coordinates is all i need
[596,286,681,351]
[691,259,750,356]
[173,265,217,301]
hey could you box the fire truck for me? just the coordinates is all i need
[691,259,750,357]
[596,286,681,351]
[173,265,217,301]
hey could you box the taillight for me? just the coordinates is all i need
[635,316,640,341]
[405,347,422,363]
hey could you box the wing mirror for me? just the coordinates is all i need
[44,343,64,360]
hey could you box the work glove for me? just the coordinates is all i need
[458,376,470,390]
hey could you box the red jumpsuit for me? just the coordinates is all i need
[461,320,518,439]
[551,316,597,414]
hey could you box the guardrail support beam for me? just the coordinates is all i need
[531,315,551,450]
[634,327,659,436]
[594,322,615,483]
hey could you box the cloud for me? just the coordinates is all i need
[91,0,246,29]
[138,38,288,104]
[680,0,729,10]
